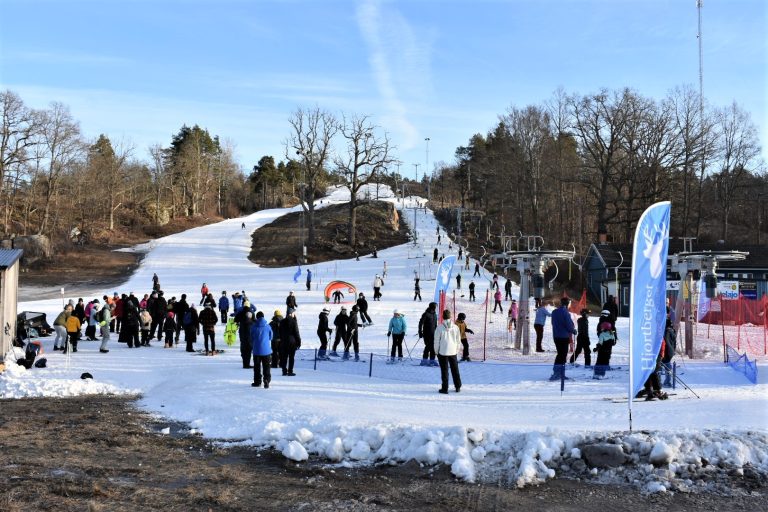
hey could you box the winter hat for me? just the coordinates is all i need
[393,309,400,315]
[600,322,612,331]
[222,291,227,295]
[352,305,359,312]
[244,300,250,308]
[167,311,175,318]
[457,313,466,321]
[341,306,347,311]
[322,308,330,314]
[246,311,253,319]
[274,309,282,317]
[601,310,611,316]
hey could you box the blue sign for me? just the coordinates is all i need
[629,202,671,403]
[433,255,457,304]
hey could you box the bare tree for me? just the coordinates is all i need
[286,107,337,247]
[333,114,396,246]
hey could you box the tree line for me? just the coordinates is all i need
[425,86,765,258]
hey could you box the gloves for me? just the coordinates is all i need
[100,321,107,327]
[387,332,391,337]
[593,344,600,353]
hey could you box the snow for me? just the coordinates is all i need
[4,184,768,492]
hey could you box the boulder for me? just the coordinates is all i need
[582,443,627,468]
[10,234,52,265]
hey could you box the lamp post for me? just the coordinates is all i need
[413,163,420,190]
[424,137,431,201]
[295,150,309,262]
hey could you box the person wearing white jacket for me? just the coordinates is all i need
[435,309,462,394]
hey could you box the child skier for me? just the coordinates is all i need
[456,312,474,362]
[593,319,616,378]
[163,312,176,348]
[570,309,591,366]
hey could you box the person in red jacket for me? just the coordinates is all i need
[200,283,209,306]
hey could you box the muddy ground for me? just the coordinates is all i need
[0,396,763,511]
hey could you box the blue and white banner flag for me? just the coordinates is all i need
[293,266,302,283]
[629,201,671,404]
[433,255,457,304]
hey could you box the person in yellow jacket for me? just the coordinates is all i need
[455,313,475,362]
[65,313,82,353]
[435,309,462,394]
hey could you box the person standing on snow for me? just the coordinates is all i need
[251,311,273,388]
[387,309,407,362]
[549,297,577,381]
[198,304,218,355]
[492,288,503,313]
[418,302,438,366]
[235,306,254,368]
[120,300,141,349]
[306,269,313,291]
[534,301,552,353]
[504,278,513,300]
[279,308,301,375]
[218,291,230,324]
[373,274,384,301]
[285,291,298,310]
[433,248,439,263]
[269,310,283,368]
[435,309,462,394]
[332,289,344,303]
[456,273,462,290]
[98,303,112,353]
[356,293,372,325]
[52,304,72,351]
[163,312,177,349]
[139,307,153,347]
[413,277,422,301]
[344,305,362,361]
[331,307,349,357]
[316,307,332,359]
[152,272,160,291]
[473,262,481,277]
[150,291,168,342]
[507,299,518,332]
[455,312,474,362]
[183,305,199,352]
[468,281,476,302]
[570,309,591,366]
[173,294,189,344]
[200,282,209,305]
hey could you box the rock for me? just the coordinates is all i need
[581,443,627,468]
[8,234,52,265]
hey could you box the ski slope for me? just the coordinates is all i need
[5,185,767,491]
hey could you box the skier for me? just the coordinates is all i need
[533,301,552,352]
[456,273,462,290]
[152,272,160,292]
[306,269,312,291]
[549,297,576,381]
[414,277,422,301]
[458,247,463,260]
[279,308,301,375]
[200,282,209,305]
[473,262,481,277]
[383,261,388,278]
[373,274,384,301]
[332,289,344,303]
[507,300,518,331]
[491,273,499,290]
[182,304,199,352]
[436,309,462,394]
[250,311,273,388]
[570,309,591,366]
[357,293,372,325]
[316,307,332,359]
[593,314,616,378]
[241,222,246,229]
[343,305,362,361]
[218,291,230,324]
[493,288,503,313]
[661,311,677,387]
[437,234,441,245]
[331,306,349,356]
[465,255,470,271]
[468,281,476,302]
[602,295,619,330]
[199,304,218,355]
[455,312,474,362]
[387,309,407,362]
[504,278,513,300]
[286,291,298,310]
[418,302,438,366]
[433,248,439,263]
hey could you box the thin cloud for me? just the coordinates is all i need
[8,50,133,66]
[356,0,423,150]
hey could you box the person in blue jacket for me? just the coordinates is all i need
[550,297,577,381]
[218,291,230,324]
[387,309,407,362]
[250,311,273,388]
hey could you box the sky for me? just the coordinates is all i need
[1,0,766,179]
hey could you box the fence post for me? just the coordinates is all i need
[369,353,374,378]
[314,348,318,370]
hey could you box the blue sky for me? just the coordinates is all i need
[1,0,765,178]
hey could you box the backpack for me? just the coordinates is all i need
[95,308,105,323]
[182,310,193,327]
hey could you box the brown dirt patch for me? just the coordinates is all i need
[249,201,409,267]
[0,396,763,511]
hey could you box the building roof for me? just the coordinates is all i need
[588,242,768,270]
[0,249,23,270]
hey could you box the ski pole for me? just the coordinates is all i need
[387,333,391,360]
[661,362,700,399]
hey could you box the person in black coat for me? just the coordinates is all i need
[344,305,362,360]
[183,305,200,352]
[570,309,591,366]
[119,301,141,349]
[602,295,619,330]
[316,308,332,359]
[285,291,298,310]
[269,311,283,368]
[279,308,301,376]
[418,302,438,366]
[235,308,254,368]
[173,294,190,344]
[331,307,349,356]
[356,293,372,325]
[150,292,168,342]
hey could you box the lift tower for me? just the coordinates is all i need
[492,236,575,355]
[670,242,748,358]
